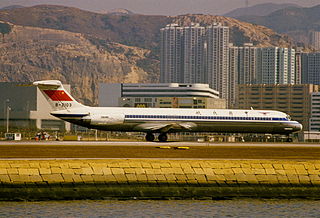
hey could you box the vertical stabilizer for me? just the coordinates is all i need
[33,80,83,111]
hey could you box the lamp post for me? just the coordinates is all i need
[6,99,10,133]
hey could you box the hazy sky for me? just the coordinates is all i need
[0,0,319,15]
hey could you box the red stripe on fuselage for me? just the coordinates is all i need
[43,90,73,101]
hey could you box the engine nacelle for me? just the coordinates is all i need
[82,114,124,125]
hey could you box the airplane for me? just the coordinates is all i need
[33,80,303,142]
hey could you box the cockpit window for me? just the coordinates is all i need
[286,115,291,121]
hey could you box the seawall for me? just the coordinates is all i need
[1,159,320,200]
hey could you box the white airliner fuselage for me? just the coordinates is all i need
[34,80,303,142]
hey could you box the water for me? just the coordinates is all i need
[0,199,320,217]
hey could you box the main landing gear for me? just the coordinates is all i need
[145,133,155,142]
[145,133,168,142]
[158,133,168,142]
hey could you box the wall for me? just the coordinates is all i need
[1,159,320,200]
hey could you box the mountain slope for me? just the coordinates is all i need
[0,5,295,48]
[172,14,293,47]
[0,5,297,104]
[0,5,24,10]
[224,3,300,18]
[0,5,171,50]
[0,22,157,105]
[237,4,320,44]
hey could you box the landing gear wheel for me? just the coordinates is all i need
[145,133,155,142]
[158,133,168,142]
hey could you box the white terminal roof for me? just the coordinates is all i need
[121,83,220,99]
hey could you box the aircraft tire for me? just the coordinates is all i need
[146,133,155,142]
[158,133,168,142]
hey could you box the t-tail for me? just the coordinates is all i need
[33,80,84,111]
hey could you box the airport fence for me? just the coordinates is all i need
[0,129,314,142]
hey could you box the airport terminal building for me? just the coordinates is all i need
[99,83,226,109]
[0,82,71,131]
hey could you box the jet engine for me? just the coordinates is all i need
[82,114,124,125]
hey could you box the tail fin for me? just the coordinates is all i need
[33,80,83,111]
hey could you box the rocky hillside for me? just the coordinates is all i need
[236,4,320,45]
[172,15,293,47]
[223,3,300,17]
[0,5,297,104]
[0,5,171,50]
[0,5,295,48]
[0,22,158,105]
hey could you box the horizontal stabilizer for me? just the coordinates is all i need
[33,80,62,89]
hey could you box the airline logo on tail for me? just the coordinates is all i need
[34,80,84,111]
[43,90,73,101]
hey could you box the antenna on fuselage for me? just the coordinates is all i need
[250,107,254,110]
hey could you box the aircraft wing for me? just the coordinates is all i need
[133,122,197,133]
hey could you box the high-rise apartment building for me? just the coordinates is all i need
[238,43,257,85]
[301,52,320,85]
[206,23,230,100]
[160,24,297,109]
[229,43,257,108]
[295,52,302,84]
[310,31,320,51]
[287,48,296,84]
[160,23,230,101]
[160,24,183,83]
[183,23,206,83]
[228,44,238,108]
[256,47,295,85]
[160,23,206,84]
